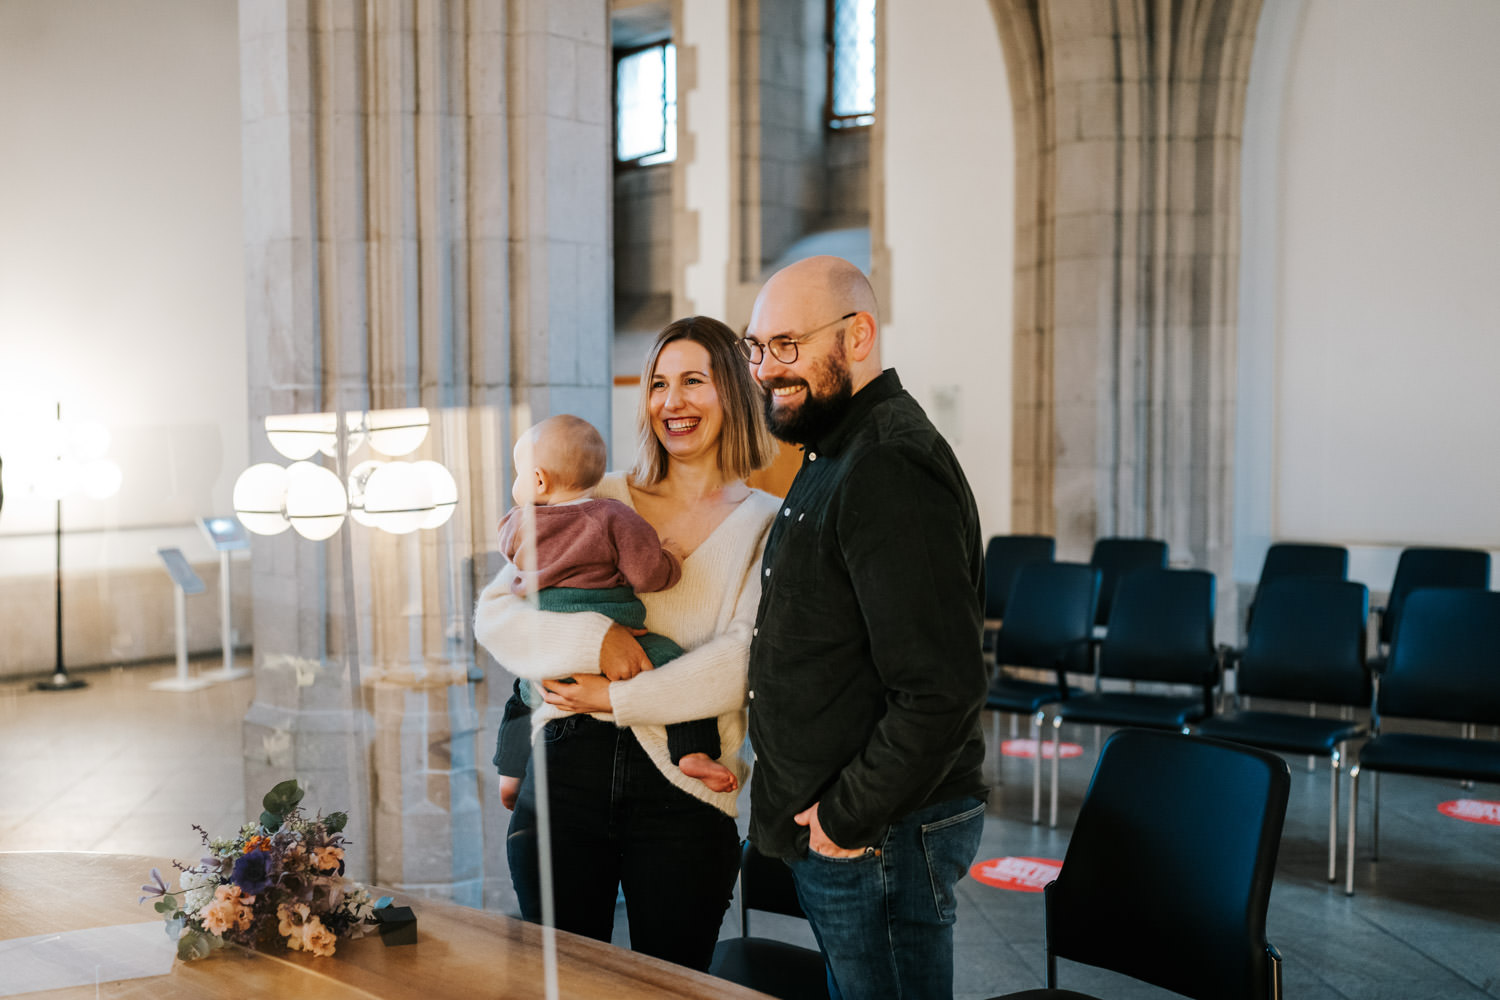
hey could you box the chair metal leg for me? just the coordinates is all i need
[1030,711,1043,824]
[1307,703,1317,772]
[1327,745,1342,883]
[1345,761,1360,895]
[1049,714,1063,828]
[1372,771,1380,862]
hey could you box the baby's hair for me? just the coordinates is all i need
[533,414,607,491]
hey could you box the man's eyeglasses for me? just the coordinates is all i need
[737,313,856,365]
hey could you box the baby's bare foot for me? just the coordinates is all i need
[679,752,738,793]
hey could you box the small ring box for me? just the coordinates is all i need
[375,905,418,946]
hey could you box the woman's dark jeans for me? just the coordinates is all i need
[506,714,740,971]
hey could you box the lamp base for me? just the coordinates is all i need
[35,671,88,692]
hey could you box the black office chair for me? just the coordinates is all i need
[1088,536,1168,630]
[1043,568,1218,827]
[1369,547,1491,673]
[1195,577,1370,881]
[985,562,1101,823]
[709,842,829,1000]
[986,729,1290,1000]
[1244,542,1348,631]
[1345,588,1500,895]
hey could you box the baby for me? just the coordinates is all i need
[493,414,736,803]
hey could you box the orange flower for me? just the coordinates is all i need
[277,901,311,938]
[200,884,255,934]
[243,835,272,854]
[280,909,337,956]
[300,916,339,957]
[312,845,344,871]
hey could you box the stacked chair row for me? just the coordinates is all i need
[984,534,1498,894]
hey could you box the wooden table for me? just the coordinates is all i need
[0,852,774,999]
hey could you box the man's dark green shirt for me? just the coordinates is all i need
[747,369,989,859]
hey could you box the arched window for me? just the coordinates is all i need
[615,41,676,165]
[827,0,875,128]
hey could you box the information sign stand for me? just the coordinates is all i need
[149,547,214,692]
[196,517,251,682]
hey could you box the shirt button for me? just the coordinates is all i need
[748,690,755,700]
[798,513,805,522]
[783,507,791,516]
[753,627,758,636]
[808,452,818,461]
[764,568,771,577]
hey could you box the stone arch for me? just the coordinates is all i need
[986,0,1262,636]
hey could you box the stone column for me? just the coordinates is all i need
[507,0,613,428]
[992,0,1260,629]
[238,0,609,906]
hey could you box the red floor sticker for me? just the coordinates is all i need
[970,856,1063,892]
[1438,799,1500,826]
[1000,738,1083,760]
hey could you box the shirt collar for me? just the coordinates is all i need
[805,368,903,456]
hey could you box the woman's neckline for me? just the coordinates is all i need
[619,475,755,562]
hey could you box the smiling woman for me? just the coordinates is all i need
[473,315,781,973]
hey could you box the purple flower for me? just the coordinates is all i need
[139,867,169,904]
[230,850,274,896]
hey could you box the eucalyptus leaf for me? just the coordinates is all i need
[177,929,214,961]
[259,810,282,831]
[262,778,305,816]
[163,914,185,942]
[325,811,348,833]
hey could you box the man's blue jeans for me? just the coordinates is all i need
[785,795,986,1000]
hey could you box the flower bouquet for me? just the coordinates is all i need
[141,779,387,961]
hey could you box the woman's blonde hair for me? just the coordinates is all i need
[630,316,773,487]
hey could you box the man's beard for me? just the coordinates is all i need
[761,347,854,446]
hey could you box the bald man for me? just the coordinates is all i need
[741,257,988,1000]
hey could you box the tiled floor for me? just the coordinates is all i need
[3,665,1498,999]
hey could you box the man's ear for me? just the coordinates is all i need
[845,311,877,363]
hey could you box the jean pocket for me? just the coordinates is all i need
[806,845,881,865]
[541,715,580,745]
[920,800,985,924]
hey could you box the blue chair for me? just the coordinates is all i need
[983,534,1056,623]
[1088,536,1168,630]
[985,730,1290,1000]
[1044,568,1218,827]
[1195,577,1370,881]
[1245,542,1348,632]
[985,562,1100,822]
[982,534,1057,656]
[1345,588,1500,895]
[710,842,829,999]
[1369,547,1491,673]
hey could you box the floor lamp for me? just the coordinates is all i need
[34,403,122,692]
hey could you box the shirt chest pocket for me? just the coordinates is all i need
[763,506,856,634]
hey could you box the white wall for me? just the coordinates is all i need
[1273,0,1500,566]
[881,0,1014,539]
[0,0,246,573]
